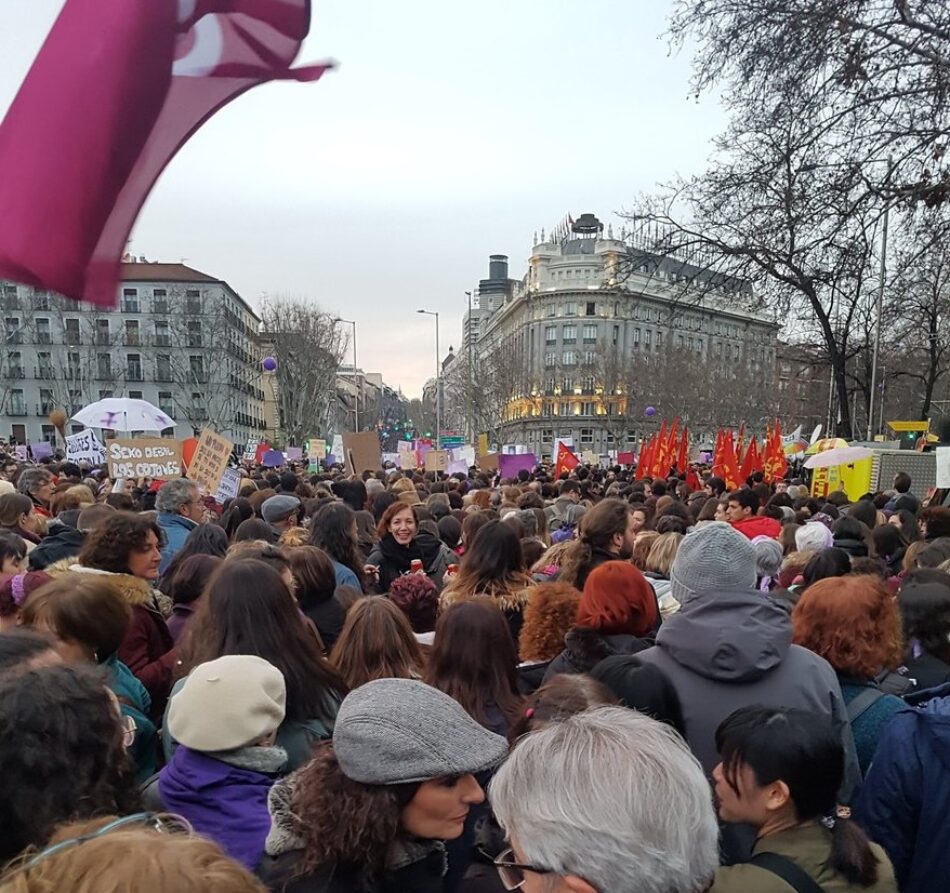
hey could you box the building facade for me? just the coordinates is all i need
[0,261,268,445]
[451,213,780,457]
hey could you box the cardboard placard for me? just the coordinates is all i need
[343,431,382,475]
[424,449,449,473]
[476,433,489,456]
[107,438,182,480]
[476,452,499,473]
[65,429,106,465]
[308,438,326,458]
[185,429,233,495]
[214,467,242,504]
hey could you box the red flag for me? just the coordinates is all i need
[764,419,788,483]
[712,429,724,478]
[0,1,331,306]
[735,423,746,460]
[739,435,758,481]
[676,426,689,473]
[555,441,579,479]
[651,419,668,477]
[720,430,741,490]
[254,442,270,465]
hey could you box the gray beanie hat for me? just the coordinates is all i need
[261,494,300,523]
[333,678,509,785]
[670,521,757,604]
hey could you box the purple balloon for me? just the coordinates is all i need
[261,356,277,372]
[645,405,657,417]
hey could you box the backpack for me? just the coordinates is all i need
[846,668,917,724]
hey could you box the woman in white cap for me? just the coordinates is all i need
[258,677,508,893]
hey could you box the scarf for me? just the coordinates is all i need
[378,531,443,574]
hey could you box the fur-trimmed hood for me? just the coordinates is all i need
[67,565,169,614]
[440,577,533,615]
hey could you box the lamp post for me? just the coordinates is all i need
[334,318,359,432]
[417,309,441,450]
[465,290,473,444]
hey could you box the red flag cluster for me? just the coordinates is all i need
[713,420,787,488]
[635,418,691,480]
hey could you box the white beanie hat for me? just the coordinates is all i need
[168,655,286,752]
[670,522,757,604]
[795,521,834,553]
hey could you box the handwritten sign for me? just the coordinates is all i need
[185,429,233,495]
[424,449,449,473]
[308,438,326,458]
[66,429,106,466]
[242,436,258,462]
[107,438,182,479]
[13,445,27,462]
[30,441,53,461]
[937,447,950,488]
[213,467,242,504]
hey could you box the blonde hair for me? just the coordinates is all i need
[277,526,310,548]
[0,817,265,893]
[645,532,684,578]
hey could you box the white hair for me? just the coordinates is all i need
[489,707,719,893]
[155,478,198,514]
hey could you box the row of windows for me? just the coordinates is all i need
[543,350,598,368]
[543,301,599,319]
[544,323,601,344]
[1,284,205,314]
[4,316,208,347]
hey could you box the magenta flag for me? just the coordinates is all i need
[0,0,331,306]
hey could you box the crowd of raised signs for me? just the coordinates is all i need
[0,453,947,893]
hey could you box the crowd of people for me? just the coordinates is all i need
[0,453,948,892]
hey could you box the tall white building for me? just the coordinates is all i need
[0,262,268,445]
[452,213,779,456]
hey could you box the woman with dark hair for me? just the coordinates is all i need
[872,524,908,577]
[232,517,276,543]
[506,673,617,743]
[387,573,440,642]
[888,509,918,545]
[543,560,656,683]
[0,531,27,576]
[557,498,636,589]
[158,522,228,595]
[365,502,454,594]
[0,663,141,865]
[259,678,507,893]
[711,706,895,892]
[897,569,950,690]
[308,501,366,591]
[329,596,424,690]
[165,554,222,644]
[284,545,346,651]
[439,519,533,648]
[0,492,41,547]
[73,512,173,715]
[590,655,686,737]
[918,506,950,541]
[802,547,853,589]
[793,576,907,775]
[426,600,523,737]
[833,516,873,560]
[173,559,344,770]
[19,575,157,781]
[221,497,254,540]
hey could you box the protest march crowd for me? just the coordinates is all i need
[0,438,948,893]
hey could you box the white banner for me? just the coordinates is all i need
[65,429,106,465]
[936,447,950,488]
[214,467,242,504]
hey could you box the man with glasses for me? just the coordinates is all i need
[155,478,205,574]
[489,707,718,893]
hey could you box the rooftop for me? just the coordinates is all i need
[120,262,220,283]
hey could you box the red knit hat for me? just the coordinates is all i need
[576,561,657,636]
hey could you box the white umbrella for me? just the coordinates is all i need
[803,445,872,470]
[71,398,176,432]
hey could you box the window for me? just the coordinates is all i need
[581,402,594,416]
[62,318,80,345]
[127,353,143,381]
[6,352,22,379]
[124,319,140,346]
[40,425,56,444]
[558,402,570,416]
[96,318,110,345]
[541,428,554,442]
[734,344,740,360]
[68,389,82,414]
[580,428,593,445]
[36,352,53,379]
[39,389,55,414]
[96,353,111,379]
[158,391,174,418]
[67,352,81,380]
[128,390,143,400]
[185,290,202,315]
[32,291,50,311]
[1,286,19,311]
[156,354,172,381]
[584,350,595,365]
[35,318,51,344]
[583,375,595,393]
[696,338,703,352]
[154,321,171,346]
[8,389,25,415]
[153,289,169,315]
[657,331,664,348]
[544,351,556,368]
[583,324,597,343]
[545,326,557,345]
[562,351,576,366]
[644,330,652,348]
[715,341,723,358]
[545,377,555,393]
[633,328,640,349]
[561,376,573,393]
[564,302,577,317]
[187,321,202,347]
[612,325,619,345]
[122,288,140,313]
[545,304,556,319]
[5,317,20,344]
[562,325,577,345]
[189,355,206,382]
[687,337,693,351]
[677,334,684,349]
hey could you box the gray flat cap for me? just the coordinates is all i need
[261,494,300,523]
[333,678,509,784]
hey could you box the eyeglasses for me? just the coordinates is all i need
[486,847,552,891]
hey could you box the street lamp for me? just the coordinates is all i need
[417,309,441,450]
[333,317,359,432]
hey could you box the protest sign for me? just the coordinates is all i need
[476,433,489,456]
[285,446,302,461]
[476,452,499,473]
[937,447,950,488]
[242,437,258,462]
[213,466,242,504]
[498,453,537,478]
[308,438,326,458]
[261,449,284,468]
[65,429,106,465]
[342,431,382,475]
[185,429,233,495]
[30,441,53,461]
[107,438,182,480]
[13,445,27,462]
[424,450,449,473]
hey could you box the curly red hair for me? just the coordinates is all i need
[518,582,581,662]
[792,575,903,678]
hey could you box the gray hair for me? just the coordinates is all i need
[156,478,198,514]
[16,467,51,497]
[489,707,718,893]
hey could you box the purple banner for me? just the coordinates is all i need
[261,449,284,468]
[498,453,538,478]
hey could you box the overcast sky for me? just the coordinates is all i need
[0,1,726,398]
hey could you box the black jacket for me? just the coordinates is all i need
[29,526,86,570]
[542,628,652,684]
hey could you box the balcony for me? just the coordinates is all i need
[126,368,144,382]
[96,333,111,346]
[154,334,171,347]
[5,367,24,379]
[34,366,55,380]
[185,301,202,316]
[124,334,141,347]
[35,332,51,344]
[35,402,54,416]
[5,333,22,345]
[96,367,112,381]
[154,371,173,383]
[152,301,169,315]
[8,403,27,417]
[64,333,81,345]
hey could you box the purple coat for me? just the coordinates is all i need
[157,746,282,869]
